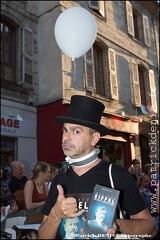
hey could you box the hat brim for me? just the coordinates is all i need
[55,116,108,136]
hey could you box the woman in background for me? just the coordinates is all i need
[24,162,50,210]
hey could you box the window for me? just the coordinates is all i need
[1,20,16,82]
[1,18,34,88]
[88,1,105,18]
[131,60,157,113]
[89,1,99,10]
[138,66,147,106]
[126,1,150,46]
[1,137,16,163]
[93,44,105,96]
[85,43,119,100]
[1,136,17,182]
[133,11,139,40]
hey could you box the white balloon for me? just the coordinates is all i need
[54,7,97,59]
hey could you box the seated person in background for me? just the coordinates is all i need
[8,161,28,210]
[24,161,50,210]
[1,167,18,230]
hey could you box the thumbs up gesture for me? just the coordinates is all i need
[50,185,85,220]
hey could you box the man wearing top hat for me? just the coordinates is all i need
[38,95,156,239]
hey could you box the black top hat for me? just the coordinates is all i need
[55,95,108,136]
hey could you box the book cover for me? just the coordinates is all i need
[83,184,120,239]
[58,193,92,239]
[1,205,10,222]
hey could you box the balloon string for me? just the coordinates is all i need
[72,58,76,83]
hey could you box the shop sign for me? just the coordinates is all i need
[1,117,19,134]
[101,117,138,134]
[1,116,36,137]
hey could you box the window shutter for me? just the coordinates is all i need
[108,48,119,100]
[99,1,105,18]
[22,27,34,88]
[126,1,134,37]
[143,15,150,47]
[85,47,96,91]
[131,60,141,107]
[148,70,157,113]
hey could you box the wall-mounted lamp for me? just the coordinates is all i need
[17,115,23,121]
[8,114,23,121]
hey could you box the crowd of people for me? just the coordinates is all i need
[1,157,159,239]
[128,159,159,235]
[1,97,159,239]
[1,159,159,239]
[0,159,63,232]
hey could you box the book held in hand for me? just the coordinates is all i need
[57,193,92,239]
[83,184,120,239]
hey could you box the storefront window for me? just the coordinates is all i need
[1,137,17,182]
[96,139,125,166]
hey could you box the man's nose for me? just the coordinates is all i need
[63,131,71,140]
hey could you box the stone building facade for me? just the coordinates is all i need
[1,1,159,176]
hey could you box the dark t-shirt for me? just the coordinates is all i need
[8,175,28,193]
[42,160,146,216]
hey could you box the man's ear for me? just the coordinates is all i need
[92,132,100,146]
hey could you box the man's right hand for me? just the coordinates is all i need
[50,185,85,220]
